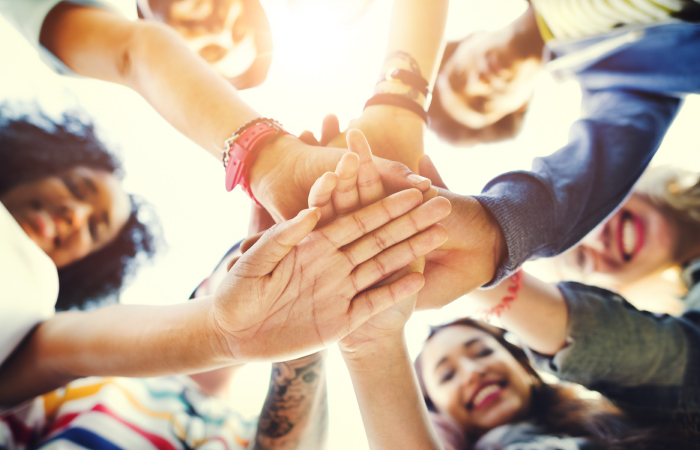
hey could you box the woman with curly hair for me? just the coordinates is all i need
[0,108,157,311]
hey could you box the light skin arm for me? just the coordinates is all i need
[307,144,446,450]
[255,352,328,450]
[40,3,432,222]
[467,271,568,355]
[327,0,449,171]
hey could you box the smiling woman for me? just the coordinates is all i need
[414,318,683,450]
[0,105,158,310]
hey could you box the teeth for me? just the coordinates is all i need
[622,216,636,257]
[473,384,500,407]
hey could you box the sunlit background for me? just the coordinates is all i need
[1,0,698,448]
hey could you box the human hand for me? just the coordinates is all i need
[249,132,431,223]
[213,187,450,363]
[322,106,425,172]
[303,131,450,354]
[416,156,507,310]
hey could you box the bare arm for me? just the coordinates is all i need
[255,352,328,450]
[341,335,443,450]
[39,4,431,222]
[467,271,569,355]
[0,296,229,408]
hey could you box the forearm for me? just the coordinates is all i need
[0,297,232,407]
[341,334,443,450]
[467,272,568,355]
[378,0,449,105]
[42,4,260,160]
[255,351,328,450]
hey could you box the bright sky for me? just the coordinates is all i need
[1,0,699,448]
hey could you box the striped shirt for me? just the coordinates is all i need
[532,0,700,40]
[1,376,256,450]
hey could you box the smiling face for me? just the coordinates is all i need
[0,166,130,268]
[435,31,540,130]
[139,0,266,86]
[420,325,533,437]
[562,194,677,287]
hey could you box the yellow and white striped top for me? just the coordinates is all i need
[532,0,700,40]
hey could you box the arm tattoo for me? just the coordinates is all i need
[255,352,328,449]
[376,51,423,100]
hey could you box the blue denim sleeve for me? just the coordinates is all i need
[528,282,700,420]
[474,89,681,286]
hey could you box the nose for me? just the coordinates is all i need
[581,222,611,254]
[457,357,486,387]
[59,200,92,233]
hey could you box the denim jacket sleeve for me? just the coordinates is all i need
[474,89,681,286]
[528,282,700,421]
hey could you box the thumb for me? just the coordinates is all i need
[419,155,448,190]
[320,114,342,146]
[234,208,322,278]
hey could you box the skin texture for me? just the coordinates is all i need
[435,4,543,129]
[420,326,533,438]
[305,132,446,450]
[40,4,432,225]
[561,193,678,288]
[0,166,130,268]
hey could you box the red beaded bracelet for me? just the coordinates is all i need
[479,269,524,321]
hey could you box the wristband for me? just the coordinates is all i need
[479,269,524,321]
[364,94,428,124]
[377,67,429,97]
[223,118,290,206]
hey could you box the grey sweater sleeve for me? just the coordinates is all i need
[475,89,681,286]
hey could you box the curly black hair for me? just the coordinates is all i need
[0,104,159,311]
[428,39,528,147]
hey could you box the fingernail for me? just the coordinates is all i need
[408,174,430,185]
[309,206,322,219]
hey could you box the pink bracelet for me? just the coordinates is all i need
[479,269,524,321]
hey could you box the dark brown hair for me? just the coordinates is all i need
[415,318,692,450]
[427,39,528,147]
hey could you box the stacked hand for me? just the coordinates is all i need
[303,130,451,353]
[214,130,450,363]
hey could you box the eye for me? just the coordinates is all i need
[62,176,84,200]
[476,348,493,358]
[439,370,455,384]
[576,248,586,269]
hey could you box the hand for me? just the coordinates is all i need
[249,133,431,223]
[416,156,507,310]
[303,131,451,354]
[324,106,426,172]
[213,188,450,363]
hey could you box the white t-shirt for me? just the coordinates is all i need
[0,0,136,75]
[0,203,58,365]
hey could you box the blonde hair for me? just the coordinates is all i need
[635,165,700,225]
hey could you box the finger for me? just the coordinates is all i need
[320,114,341,146]
[308,172,339,224]
[343,196,451,266]
[423,186,439,202]
[226,255,241,272]
[419,154,448,189]
[347,272,425,332]
[319,188,423,248]
[233,208,322,277]
[347,129,386,206]
[351,223,449,292]
[332,152,361,215]
[374,157,431,195]
[299,130,321,146]
[241,231,265,254]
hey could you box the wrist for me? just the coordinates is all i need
[340,331,406,367]
[206,296,244,365]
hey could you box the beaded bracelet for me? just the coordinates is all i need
[479,269,524,321]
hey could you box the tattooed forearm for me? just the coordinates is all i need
[255,351,328,450]
[376,51,423,100]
